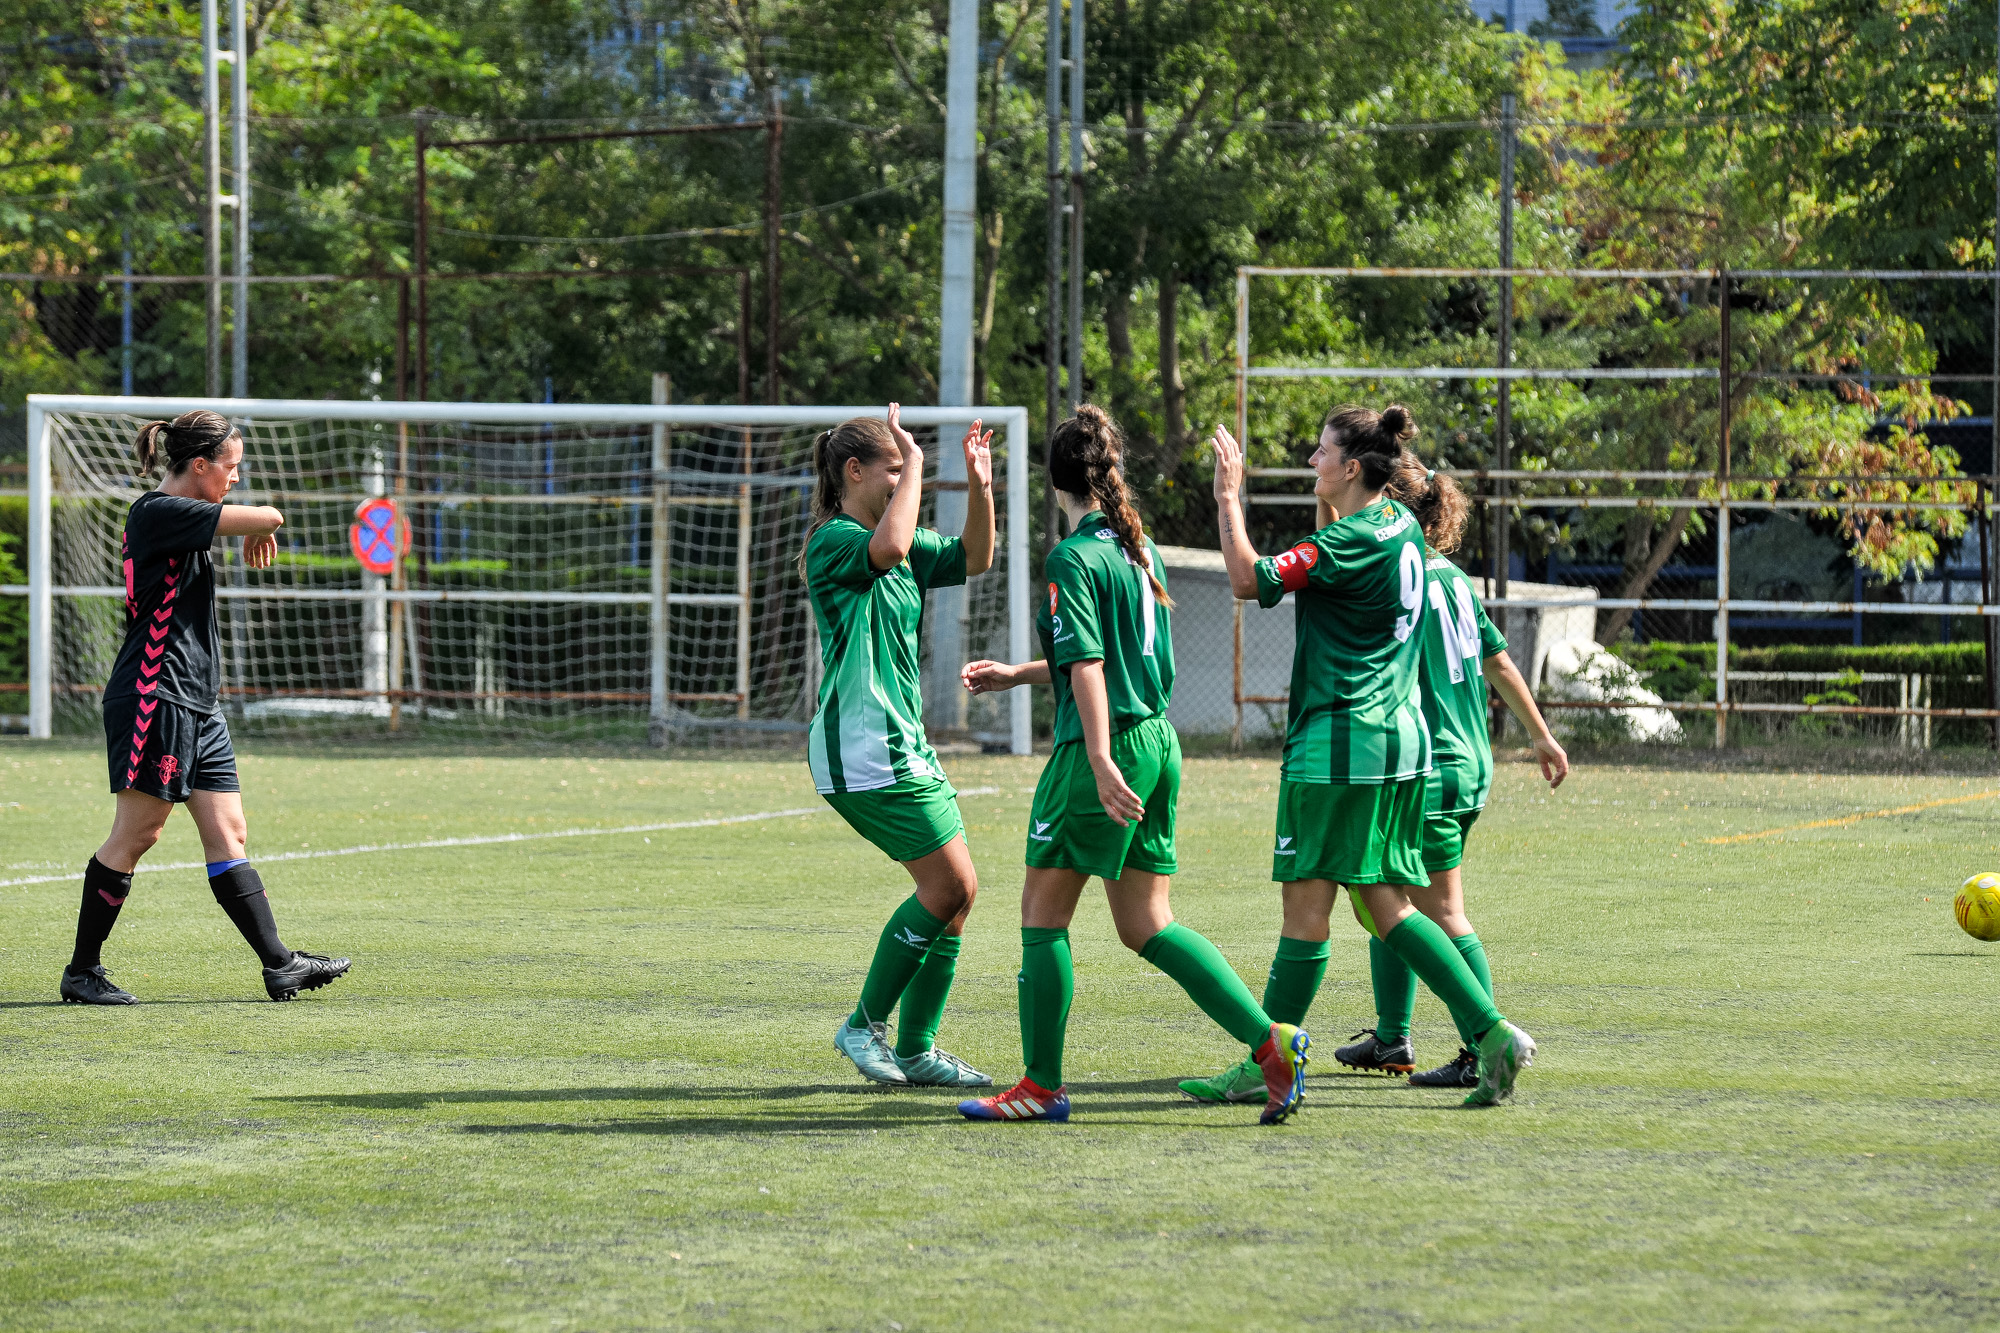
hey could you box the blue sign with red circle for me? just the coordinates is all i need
[349,497,409,575]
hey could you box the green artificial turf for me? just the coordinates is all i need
[1,742,1996,1330]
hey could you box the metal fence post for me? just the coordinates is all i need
[1006,407,1033,755]
[1715,267,1732,747]
[26,400,51,739]
[650,372,671,746]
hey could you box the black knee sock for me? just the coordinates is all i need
[71,857,133,972]
[208,863,291,968]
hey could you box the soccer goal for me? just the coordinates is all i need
[18,394,1031,752]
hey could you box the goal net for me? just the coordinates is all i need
[19,396,1030,752]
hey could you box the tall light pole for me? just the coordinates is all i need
[1066,0,1084,414]
[230,0,250,399]
[202,0,222,396]
[930,0,980,730]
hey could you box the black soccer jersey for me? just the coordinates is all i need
[102,492,225,715]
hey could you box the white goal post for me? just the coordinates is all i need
[19,394,1031,753]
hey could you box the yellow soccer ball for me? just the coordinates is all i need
[1954,873,2000,942]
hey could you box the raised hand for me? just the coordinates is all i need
[961,419,993,491]
[1210,423,1245,501]
[243,533,278,570]
[886,401,924,468]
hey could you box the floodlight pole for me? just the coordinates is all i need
[202,0,222,396]
[1716,268,1732,749]
[414,114,429,401]
[1067,0,1085,414]
[230,0,250,399]
[932,0,979,732]
[1045,0,1064,553]
[765,88,783,404]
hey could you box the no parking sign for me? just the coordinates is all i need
[349,497,410,575]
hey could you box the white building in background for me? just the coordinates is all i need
[1475,1,1637,64]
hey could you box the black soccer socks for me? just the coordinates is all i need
[207,862,292,968]
[70,856,133,973]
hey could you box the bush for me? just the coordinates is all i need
[0,529,22,684]
[1619,640,1986,691]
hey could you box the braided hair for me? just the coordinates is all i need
[1047,404,1172,607]
[1385,455,1472,554]
[796,416,897,583]
[1322,402,1418,491]
[134,409,237,475]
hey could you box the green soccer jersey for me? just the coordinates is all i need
[1253,496,1432,785]
[1037,512,1175,746]
[1418,552,1509,813]
[805,515,967,794]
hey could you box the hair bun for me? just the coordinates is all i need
[1380,405,1415,440]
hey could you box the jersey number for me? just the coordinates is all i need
[1124,549,1158,657]
[1427,580,1484,684]
[1392,543,1423,643]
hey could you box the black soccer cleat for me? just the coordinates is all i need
[60,964,138,1005]
[1333,1028,1415,1075]
[263,950,351,1001]
[1410,1045,1479,1089]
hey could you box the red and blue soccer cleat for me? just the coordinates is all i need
[957,1076,1070,1122]
[1253,1023,1311,1125]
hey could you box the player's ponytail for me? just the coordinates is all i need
[797,416,897,583]
[134,409,236,476]
[1324,401,1418,492]
[1047,404,1173,608]
[1385,454,1471,554]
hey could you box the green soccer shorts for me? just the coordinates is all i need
[1271,775,1427,887]
[1421,767,1482,874]
[822,774,965,864]
[1025,715,1180,879]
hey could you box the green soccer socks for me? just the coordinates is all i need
[1369,936,1418,1041]
[895,932,961,1057]
[1370,931,1492,1045]
[1262,935,1331,1027]
[1140,922,1273,1048]
[850,894,950,1032]
[1019,927,1075,1091]
[1381,914,1504,1043]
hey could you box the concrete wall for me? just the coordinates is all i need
[1156,546,1596,737]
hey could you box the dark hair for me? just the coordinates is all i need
[135,409,237,475]
[1047,404,1172,607]
[1385,454,1471,554]
[1322,402,1418,491]
[797,416,897,582]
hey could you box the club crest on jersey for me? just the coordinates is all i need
[1274,541,1318,593]
[156,754,181,785]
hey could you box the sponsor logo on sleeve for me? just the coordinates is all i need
[1272,541,1318,593]
[1048,582,1058,615]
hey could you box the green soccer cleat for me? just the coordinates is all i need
[895,1046,993,1088]
[1463,1019,1536,1108]
[1177,1056,1267,1104]
[834,1019,910,1086]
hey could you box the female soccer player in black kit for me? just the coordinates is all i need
[60,409,351,1005]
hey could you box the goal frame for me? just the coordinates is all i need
[19,394,1031,752]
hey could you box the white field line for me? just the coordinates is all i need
[0,786,1003,889]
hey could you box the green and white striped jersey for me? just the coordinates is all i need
[1253,496,1432,785]
[804,515,967,794]
[1417,553,1508,813]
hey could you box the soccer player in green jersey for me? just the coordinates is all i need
[802,405,996,1089]
[1332,459,1569,1088]
[1180,403,1537,1108]
[953,406,1310,1125]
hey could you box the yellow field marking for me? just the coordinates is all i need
[1703,788,2000,845]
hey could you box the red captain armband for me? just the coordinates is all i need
[1271,540,1319,593]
